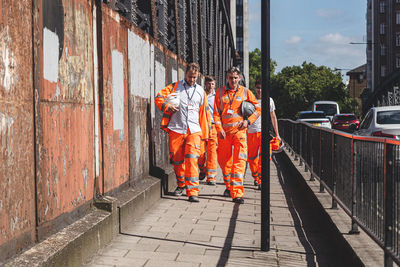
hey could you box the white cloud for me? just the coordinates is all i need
[285,35,302,44]
[316,8,341,19]
[319,33,352,45]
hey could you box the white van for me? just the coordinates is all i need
[312,101,340,120]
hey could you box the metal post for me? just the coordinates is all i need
[261,0,271,252]
[384,143,394,267]
[349,138,360,234]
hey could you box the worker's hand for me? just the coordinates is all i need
[218,129,226,139]
[238,119,248,130]
[166,104,179,113]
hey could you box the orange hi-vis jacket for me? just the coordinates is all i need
[213,85,261,134]
[155,81,211,140]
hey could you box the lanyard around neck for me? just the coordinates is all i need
[183,83,196,101]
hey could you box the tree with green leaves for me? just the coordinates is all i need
[270,62,359,119]
[249,48,276,90]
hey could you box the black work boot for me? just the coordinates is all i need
[233,197,244,204]
[173,187,184,196]
[223,188,230,197]
[188,196,199,202]
[199,172,206,181]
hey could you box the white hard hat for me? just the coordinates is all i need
[241,101,255,119]
[166,93,180,107]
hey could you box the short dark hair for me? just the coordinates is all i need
[226,66,241,75]
[255,78,261,87]
[205,75,216,83]
[186,63,200,73]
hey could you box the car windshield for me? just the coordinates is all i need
[335,115,356,121]
[299,112,326,119]
[315,104,337,116]
[376,110,400,124]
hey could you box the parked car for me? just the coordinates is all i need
[296,111,331,129]
[355,106,400,140]
[312,101,340,121]
[332,113,360,133]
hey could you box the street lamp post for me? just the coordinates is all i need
[261,0,271,252]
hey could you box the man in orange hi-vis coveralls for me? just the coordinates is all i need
[213,67,261,204]
[247,79,281,190]
[155,63,211,202]
[198,76,218,186]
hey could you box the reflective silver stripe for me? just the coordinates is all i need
[239,153,248,160]
[215,121,222,125]
[161,102,168,112]
[223,172,231,177]
[251,171,258,175]
[231,173,244,178]
[224,178,230,182]
[185,154,199,159]
[208,174,217,178]
[171,159,184,165]
[248,155,258,160]
[155,95,165,100]
[222,113,241,119]
[207,168,217,173]
[176,174,184,179]
[185,176,198,182]
[230,181,243,186]
[195,145,200,149]
[186,185,199,189]
[222,121,241,128]
[163,114,171,119]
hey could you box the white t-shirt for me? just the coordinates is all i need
[248,97,275,133]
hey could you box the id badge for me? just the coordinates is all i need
[227,109,234,114]
[188,103,194,110]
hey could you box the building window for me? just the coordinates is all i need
[397,33,400,46]
[396,56,400,68]
[381,44,386,55]
[236,0,243,5]
[397,12,400,24]
[237,37,243,52]
[381,65,386,77]
[380,23,385,34]
[236,16,243,27]
[380,1,385,13]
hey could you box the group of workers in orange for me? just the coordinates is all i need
[155,63,280,204]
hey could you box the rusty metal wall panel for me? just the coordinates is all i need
[127,28,152,182]
[37,0,95,228]
[101,6,129,193]
[0,0,36,259]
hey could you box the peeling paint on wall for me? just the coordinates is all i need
[0,26,18,93]
[43,27,59,83]
[0,112,14,136]
[112,50,124,140]
[128,30,151,98]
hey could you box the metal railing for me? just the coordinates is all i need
[279,119,400,266]
[105,0,237,86]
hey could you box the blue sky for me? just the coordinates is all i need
[248,0,367,79]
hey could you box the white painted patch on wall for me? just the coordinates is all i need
[128,30,151,98]
[112,50,124,140]
[154,60,166,99]
[43,27,59,83]
[0,26,18,93]
[135,126,141,165]
[0,112,14,135]
[172,69,177,83]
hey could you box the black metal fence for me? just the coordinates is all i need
[279,119,400,266]
[105,0,237,86]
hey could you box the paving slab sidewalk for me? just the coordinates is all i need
[84,155,351,267]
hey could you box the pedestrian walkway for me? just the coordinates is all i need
[84,153,354,267]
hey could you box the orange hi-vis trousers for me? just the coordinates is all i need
[169,130,202,197]
[247,132,261,185]
[198,124,218,182]
[217,129,247,199]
